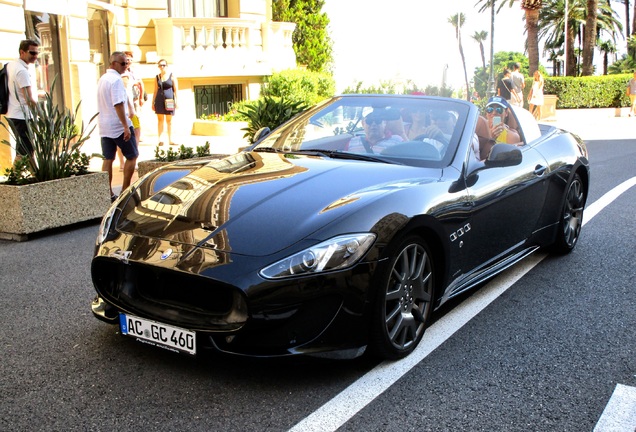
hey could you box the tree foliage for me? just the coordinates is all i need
[272,0,333,72]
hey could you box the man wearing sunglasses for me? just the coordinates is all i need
[5,39,40,160]
[97,51,139,201]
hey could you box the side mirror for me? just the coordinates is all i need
[484,143,522,168]
[253,127,271,143]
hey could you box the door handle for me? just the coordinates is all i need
[534,165,547,177]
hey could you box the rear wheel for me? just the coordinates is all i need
[370,236,435,360]
[553,173,585,254]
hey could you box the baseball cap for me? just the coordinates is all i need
[486,96,510,109]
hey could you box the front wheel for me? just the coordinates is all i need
[552,173,585,254]
[370,236,435,360]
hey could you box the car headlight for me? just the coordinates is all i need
[97,204,119,245]
[259,233,376,279]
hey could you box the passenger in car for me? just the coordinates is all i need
[404,107,430,140]
[347,111,403,153]
[483,97,521,145]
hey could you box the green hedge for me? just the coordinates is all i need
[542,74,631,109]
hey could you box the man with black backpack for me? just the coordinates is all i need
[5,39,39,159]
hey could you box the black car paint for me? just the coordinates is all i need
[91,95,589,358]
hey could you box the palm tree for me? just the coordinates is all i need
[476,0,543,77]
[597,38,617,74]
[448,13,470,101]
[472,30,489,69]
[540,0,622,76]
[581,0,599,76]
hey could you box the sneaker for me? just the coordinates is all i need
[110,194,118,203]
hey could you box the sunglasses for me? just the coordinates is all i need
[486,106,505,114]
[365,117,384,125]
[115,61,127,66]
[158,64,167,67]
[28,50,39,55]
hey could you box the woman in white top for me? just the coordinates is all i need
[527,70,544,120]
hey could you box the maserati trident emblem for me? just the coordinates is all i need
[110,250,132,264]
[161,248,173,260]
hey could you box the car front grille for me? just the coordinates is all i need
[91,257,247,330]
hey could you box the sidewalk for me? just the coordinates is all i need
[540,107,635,141]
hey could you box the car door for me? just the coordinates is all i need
[464,144,549,272]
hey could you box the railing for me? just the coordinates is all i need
[152,18,296,74]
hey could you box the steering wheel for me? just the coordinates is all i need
[412,133,449,146]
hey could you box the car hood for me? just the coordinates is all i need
[116,152,441,256]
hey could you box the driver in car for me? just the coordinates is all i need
[347,111,403,153]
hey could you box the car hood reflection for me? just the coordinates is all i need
[116,152,439,255]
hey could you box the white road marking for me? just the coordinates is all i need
[593,384,636,432]
[289,176,636,432]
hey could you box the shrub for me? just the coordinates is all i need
[544,74,631,109]
[262,69,335,105]
[154,142,211,162]
[238,96,309,143]
[1,81,97,185]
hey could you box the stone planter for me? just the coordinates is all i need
[191,120,248,137]
[0,172,111,241]
[137,155,228,177]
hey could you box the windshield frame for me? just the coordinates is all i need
[252,95,473,168]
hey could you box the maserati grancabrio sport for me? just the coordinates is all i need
[91,95,589,360]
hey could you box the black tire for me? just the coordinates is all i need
[370,235,435,360]
[552,173,585,254]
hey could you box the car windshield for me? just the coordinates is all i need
[253,95,471,167]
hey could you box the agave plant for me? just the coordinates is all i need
[238,96,309,143]
[1,79,97,184]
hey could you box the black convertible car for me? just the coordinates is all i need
[91,95,589,360]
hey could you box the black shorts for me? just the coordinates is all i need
[101,127,139,160]
[7,118,33,157]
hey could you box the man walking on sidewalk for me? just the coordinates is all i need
[97,51,138,201]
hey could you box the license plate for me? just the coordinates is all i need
[119,313,196,355]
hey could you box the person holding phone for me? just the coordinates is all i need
[484,97,520,145]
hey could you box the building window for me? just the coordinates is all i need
[169,0,228,18]
[194,84,243,118]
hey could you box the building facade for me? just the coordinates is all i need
[0,0,296,171]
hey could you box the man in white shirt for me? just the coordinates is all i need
[97,51,138,200]
[6,39,39,158]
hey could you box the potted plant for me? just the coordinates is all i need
[191,105,249,137]
[0,83,110,241]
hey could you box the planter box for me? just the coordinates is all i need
[0,172,111,241]
[137,155,227,178]
[191,120,248,137]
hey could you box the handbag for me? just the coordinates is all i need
[164,98,175,111]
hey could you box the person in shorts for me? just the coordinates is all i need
[97,51,138,200]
